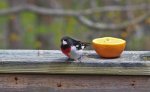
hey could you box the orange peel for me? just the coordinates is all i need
[92,37,126,58]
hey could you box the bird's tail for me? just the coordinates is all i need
[82,42,91,46]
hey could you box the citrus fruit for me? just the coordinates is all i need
[92,37,126,58]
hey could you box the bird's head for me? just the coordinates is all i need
[61,36,72,46]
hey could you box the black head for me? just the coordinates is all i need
[61,36,73,46]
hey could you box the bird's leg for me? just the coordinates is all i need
[67,58,74,61]
[77,55,83,63]
[65,58,74,63]
[77,59,82,63]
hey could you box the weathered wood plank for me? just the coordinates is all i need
[0,50,149,75]
[0,74,149,92]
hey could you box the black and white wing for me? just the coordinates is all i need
[72,40,90,50]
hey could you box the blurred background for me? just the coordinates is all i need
[0,0,149,50]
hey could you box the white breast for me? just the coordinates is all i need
[70,46,83,60]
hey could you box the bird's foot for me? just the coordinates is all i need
[67,58,74,61]
[65,58,74,63]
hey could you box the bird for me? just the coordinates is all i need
[60,36,90,61]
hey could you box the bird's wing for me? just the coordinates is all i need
[72,40,90,50]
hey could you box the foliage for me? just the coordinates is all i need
[0,0,149,50]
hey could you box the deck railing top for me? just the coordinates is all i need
[0,50,149,75]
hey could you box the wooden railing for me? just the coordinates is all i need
[0,50,149,75]
[0,50,149,91]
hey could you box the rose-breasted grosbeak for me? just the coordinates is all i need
[61,36,90,61]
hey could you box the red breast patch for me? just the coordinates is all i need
[61,47,71,57]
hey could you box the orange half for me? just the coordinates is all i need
[92,37,126,58]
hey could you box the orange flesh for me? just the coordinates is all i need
[92,37,126,58]
[93,37,125,45]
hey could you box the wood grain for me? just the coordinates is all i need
[0,50,149,75]
[0,74,149,92]
[0,50,149,92]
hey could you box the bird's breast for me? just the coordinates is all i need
[61,47,71,57]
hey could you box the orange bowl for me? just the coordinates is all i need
[92,37,126,58]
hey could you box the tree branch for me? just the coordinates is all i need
[0,4,149,29]
[0,4,149,16]
[77,13,150,29]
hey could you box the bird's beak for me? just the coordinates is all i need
[62,40,67,45]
